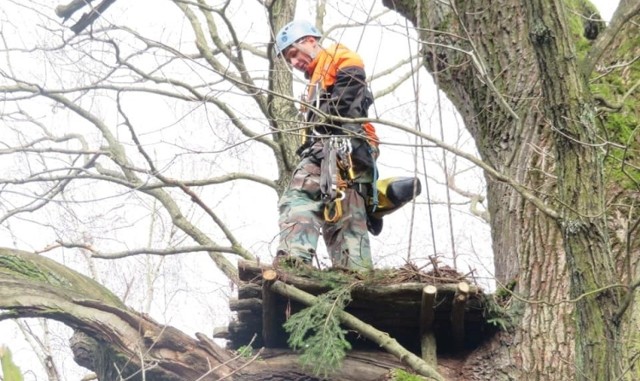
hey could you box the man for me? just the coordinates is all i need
[273,20,379,271]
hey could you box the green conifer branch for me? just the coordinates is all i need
[283,287,352,377]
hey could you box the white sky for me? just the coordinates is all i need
[591,0,618,21]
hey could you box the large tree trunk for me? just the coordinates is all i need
[381,0,638,380]
[267,0,302,194]
[523,2,622,379]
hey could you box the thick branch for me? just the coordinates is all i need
[55,0,98,19]
[0,247,234,380]
[0,248,409,381]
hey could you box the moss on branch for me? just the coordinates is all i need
[0,248,123,307]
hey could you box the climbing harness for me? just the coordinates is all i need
[296,83,379,224]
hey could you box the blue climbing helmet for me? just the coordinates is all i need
[274,20,322,56]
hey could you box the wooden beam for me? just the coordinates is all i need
[228,298,262,312]
[237,260,480,296]
[262,269,279,347]
[420,285,438,366]
[238,283,261,299]
[212,326,228,339]
[451,282,469,351]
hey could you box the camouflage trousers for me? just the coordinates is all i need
[277,140,374,271]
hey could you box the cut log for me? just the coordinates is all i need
[212,326,228,339]
[262,268,279,347]
[420,285,438,365]
[238,260,480,297]
[237,310,260,323]
[228,318,261,335]
[269,280,445,381]
[451,282,470,350]
[263,269,278,281]
[238,283,261,299]
[228,297,262,312]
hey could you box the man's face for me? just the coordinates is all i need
[283,37,315,73]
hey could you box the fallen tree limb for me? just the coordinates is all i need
[0,248,416,380]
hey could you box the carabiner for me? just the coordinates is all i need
[323,198,343,223]
[323,189,345,223]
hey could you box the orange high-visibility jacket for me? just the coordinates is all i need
[304,43,378,146]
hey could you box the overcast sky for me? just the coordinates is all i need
[592,0,618,21]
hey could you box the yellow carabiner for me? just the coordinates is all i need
[347,154,356,180]
[323,190,345,223]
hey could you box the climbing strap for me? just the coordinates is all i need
[320,137,354,223]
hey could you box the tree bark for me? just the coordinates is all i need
[383,0,572,378]
[522,2,622,379]
[267,0,301,193]
[381,0,638,379]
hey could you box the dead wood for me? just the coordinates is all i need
[0,247,431,380]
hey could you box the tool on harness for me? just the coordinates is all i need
[320,136,355,223]
[364,176,421,236]
[371,177,422,219]
[297,84,379,224]
[335,137,355,180]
